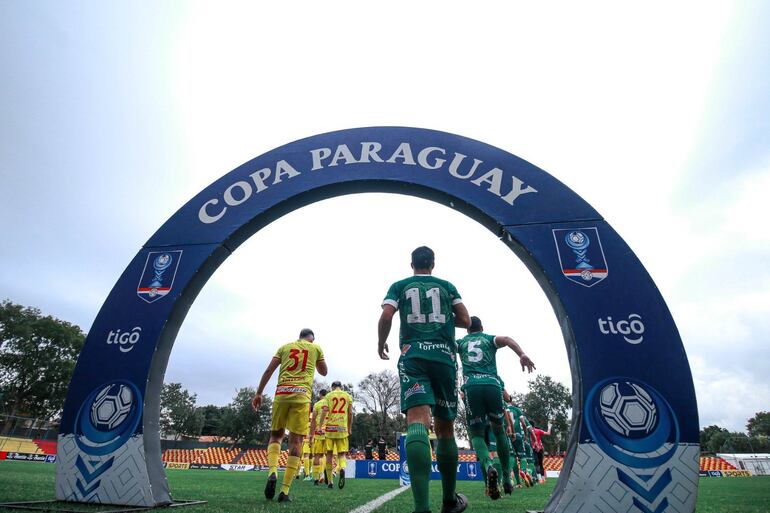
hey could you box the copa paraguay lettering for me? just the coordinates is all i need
[198,141,538,224]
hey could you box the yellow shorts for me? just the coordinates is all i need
[313,436,327,455]
[271,401,310,435]
[325,436,349,453]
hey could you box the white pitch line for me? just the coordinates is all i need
[348,484,412,513]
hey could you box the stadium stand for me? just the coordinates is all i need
[0,436,45,454]
[700,456,737,471]
[162,449,206,463]
[195,447,240,465]
[33,439,57,455]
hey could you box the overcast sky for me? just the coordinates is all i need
[1,2,768,433]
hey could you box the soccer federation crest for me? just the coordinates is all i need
[137,251,183,303]
[553,227,608,287]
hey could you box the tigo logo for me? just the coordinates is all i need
[106,327,142,353]
[598,314,645,344]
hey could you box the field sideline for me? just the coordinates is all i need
[1,462,769,513]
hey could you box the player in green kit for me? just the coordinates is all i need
[378,246,470,513]
[505,398,535,487]
[457,316,535,499]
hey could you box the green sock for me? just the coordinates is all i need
[511,452,521,485]
[471,434,491,472]
[406,423,431,513]
[492,425,511,484]
[436,437,458,504]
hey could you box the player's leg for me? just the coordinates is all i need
[337,438,349,489]
[484,390,511,492]
[400,359,434,513]
[303,445,312,480]
[511,433,526,487]
[325,438,335,488]
[464,386,495,499]
[312,437,324,484]
[277,431,303,501]
[431,361,466,513]
[266,402,289,500]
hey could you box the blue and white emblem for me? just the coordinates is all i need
[368,461,377,477]
[137,250,182,303]
[553,227,608,287]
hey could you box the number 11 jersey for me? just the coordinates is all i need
[274,339,325,403]
[383,275,462,367]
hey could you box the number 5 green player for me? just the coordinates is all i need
[378,246,470,513]
[457,316,535,499]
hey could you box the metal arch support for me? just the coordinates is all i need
[56,127,699,512]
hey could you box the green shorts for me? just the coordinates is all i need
[462,384,505,436]
[398,357,457,420]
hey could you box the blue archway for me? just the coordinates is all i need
[56,127,699,512]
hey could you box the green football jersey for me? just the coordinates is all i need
[507,404,525,433]
[457,332,502,388]
[383,274,462,366]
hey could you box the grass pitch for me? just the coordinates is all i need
[1,461,769,512]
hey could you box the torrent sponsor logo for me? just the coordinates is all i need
[404,383,426,399]
[553,227,608,287]
[106,327,142,353]
[436,398,457,409]
[137,251,182,303]
[598,314,645,344]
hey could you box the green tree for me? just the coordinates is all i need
[700,425,729,452]
[521,375,571,454]
[0,300,84,423]
[706,430,732,454]
[220,387,272,445]
[160,383,203,440]
[747,411,770,438]
[197,404,225,437]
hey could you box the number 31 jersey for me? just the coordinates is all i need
[324,389,353,438]
[274,339,324,403]
[383,275,462,367]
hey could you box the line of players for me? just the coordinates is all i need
[252,247,546,508]
[252,329,354,503]
[483,392,550,492]
[456,315,549,500]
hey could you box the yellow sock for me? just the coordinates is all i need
[312,463,319,479]
[339,456,346,470]
[267,443,280,475]
[325,460,333,483]
[304,455,311,476]
[281,456,300,494]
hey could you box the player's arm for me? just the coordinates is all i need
[504,409,515,436]
[309,412,317,441]
[495,335,535,373]
[347,394,353,434]
[378,304,396,360]
[318,405,328,429]
[253,356,281,410]
[317,358,328,376]
[452,302,470,329]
